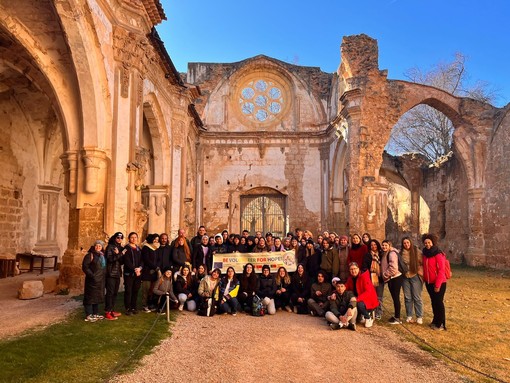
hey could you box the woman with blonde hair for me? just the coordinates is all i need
[274,266,292,312]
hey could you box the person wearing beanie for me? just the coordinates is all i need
[82,240,107,322]
[153,267,178,313]
[104,232,125,320]
[256,264,276,315]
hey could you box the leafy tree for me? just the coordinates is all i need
[387,53,498,163]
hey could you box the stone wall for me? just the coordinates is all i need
[201,143,321,234]
[483,106,510,268]
[420,156,469,263]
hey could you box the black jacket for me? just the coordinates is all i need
[257,274,277,299]
[157,244,173,270]
[141,244,160,281]
[105,243,124,278]
[123,244,142,277]
[192,244,213,271]
[82,248,106,305]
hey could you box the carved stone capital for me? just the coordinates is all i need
[81,147,108,194]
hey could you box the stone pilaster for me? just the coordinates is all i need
[32,185,61,256]
[465,188,486,266]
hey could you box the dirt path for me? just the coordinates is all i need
[113,310,465,383]
[0,271,80,340]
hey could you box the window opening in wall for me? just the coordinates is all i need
[240,195,287,238]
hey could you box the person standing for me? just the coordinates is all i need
[192,235,212,272]
[400,237,424,324]
[141,233,160,312]
[123,232,142,315]
[82,240,107,322]
[422,233,447,331]
[190,226,207,249]
[104,232,125,320]
[157,233,173,271]
[381,240,403,325]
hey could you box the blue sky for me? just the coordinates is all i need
[158,0,510,107]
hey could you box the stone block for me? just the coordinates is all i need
[42,275,58,293]
[18,280,44,300]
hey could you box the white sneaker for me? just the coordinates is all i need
[178,304,184,311]
[365,318,374,328]
[360,317,366,324]
[84,315,97,322]
[416,317,423,325]
[406,317,414,323]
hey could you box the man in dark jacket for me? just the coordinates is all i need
[157,233,173,271]
[190,226,207,249]
[307,271,332,317]
[325,280,357,330]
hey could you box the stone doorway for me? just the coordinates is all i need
[240,194,287,237]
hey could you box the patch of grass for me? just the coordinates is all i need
[381,264,510,383]
[0,296,175,383]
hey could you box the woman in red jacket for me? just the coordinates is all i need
[422,233,447,331]
[345,262,379,328]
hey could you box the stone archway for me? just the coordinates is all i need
[339,34,497,264]
[0,27,69,259]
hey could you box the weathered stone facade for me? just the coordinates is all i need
[188,56,338,235]
[1,0,509,287]
[0,0,202,289]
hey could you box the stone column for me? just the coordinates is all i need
[465,188,486,266]
[319,145,330,231]
[362,182,389,241]
[141,185,169,234]
[59,148,108,291]
[32,185,61,256]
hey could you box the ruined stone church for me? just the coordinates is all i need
[1,1,508,289]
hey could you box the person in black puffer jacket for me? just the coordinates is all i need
[104,232,125,320]
[141,233,160,312]
[82,240,106,322]
[256,264,276,315]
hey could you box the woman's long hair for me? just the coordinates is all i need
[275,266,291,285]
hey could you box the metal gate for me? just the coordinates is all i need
[240,195,287,238]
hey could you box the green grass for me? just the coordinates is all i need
[0,296,174,383]
[381,264,510,383]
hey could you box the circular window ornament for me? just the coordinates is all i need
[238,77,286,125]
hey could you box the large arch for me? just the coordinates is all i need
[339,34,497,264]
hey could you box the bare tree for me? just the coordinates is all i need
[387,53,498,163]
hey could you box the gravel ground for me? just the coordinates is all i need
[113,310,465,383]
[0,271,80,340]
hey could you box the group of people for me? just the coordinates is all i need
[82,227,448,332]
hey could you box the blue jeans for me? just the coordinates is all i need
[402,275,424,318]
[220,297,240,314]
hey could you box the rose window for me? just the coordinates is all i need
[239,79,284,123]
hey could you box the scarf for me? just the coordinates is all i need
[370,252,380,286]
[423,245,442,258]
